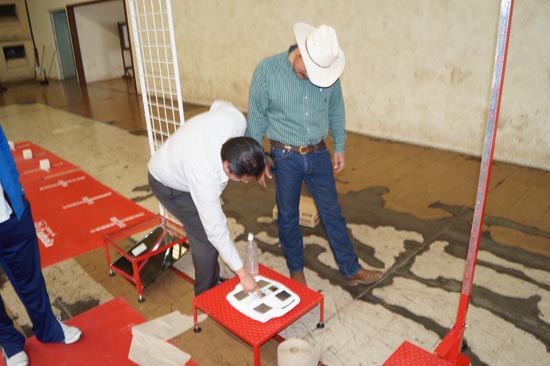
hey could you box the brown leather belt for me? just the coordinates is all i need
[269,140,325,155]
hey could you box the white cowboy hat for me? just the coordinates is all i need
[293,23,345,87]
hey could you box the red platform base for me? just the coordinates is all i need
[0,298,195,366]
[383,341,454,366]
[11,141,156,268]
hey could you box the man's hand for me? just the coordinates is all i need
[235,267,261,296]
[333,152,346,173]
[257,164,272,188]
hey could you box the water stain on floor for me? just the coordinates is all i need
[218,180,550,366]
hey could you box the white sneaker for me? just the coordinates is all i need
[58,319,82,344]
[2,350,29,366]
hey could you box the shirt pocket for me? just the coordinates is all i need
[309,90,330,128]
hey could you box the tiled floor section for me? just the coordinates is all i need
[0,79,549,366]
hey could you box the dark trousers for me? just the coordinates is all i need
[0,198,63,357]
[148,173,220,296]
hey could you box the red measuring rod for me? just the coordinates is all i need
[384,1,515,365]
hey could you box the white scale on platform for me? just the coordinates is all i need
[226,276,300,323]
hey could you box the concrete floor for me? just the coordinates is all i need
[0,78,549,366]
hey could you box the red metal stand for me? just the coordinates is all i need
[103,214,188,302]
[384,341,455,366]
[192,265,324,366]
[384,1,514,365]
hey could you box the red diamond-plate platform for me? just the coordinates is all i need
[0,297,196,366]
[383,341,454,366]
[192,264,324,366]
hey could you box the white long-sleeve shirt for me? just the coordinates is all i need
[148,101,246,271]
[0,183,13,223]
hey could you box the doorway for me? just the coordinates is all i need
[51,9,76,80]
[65,0,132,88]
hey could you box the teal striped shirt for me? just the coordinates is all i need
[246,48,347,153]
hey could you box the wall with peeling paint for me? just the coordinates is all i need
[165,0,549,170]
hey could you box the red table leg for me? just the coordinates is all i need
[193,305,201,333]
[320,297,324,323]
[253,345,260,366]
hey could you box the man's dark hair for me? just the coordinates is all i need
[221,137,266,178]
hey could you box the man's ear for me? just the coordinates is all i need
[222,160,230,175]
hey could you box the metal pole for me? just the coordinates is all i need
[435,1,514,365]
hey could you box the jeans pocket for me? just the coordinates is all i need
[270,145,291,171]
[267,152,277,171]
[313,145,329,156]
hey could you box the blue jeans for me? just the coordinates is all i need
[0,198,64,357]
[270,144,361,278]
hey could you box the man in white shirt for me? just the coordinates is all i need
[148,101,266,295]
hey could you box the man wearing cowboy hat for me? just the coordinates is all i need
[246,23,382,287]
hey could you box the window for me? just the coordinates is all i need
[0,4,17,22]
[3,45,25,60]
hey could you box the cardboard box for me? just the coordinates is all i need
[273,195,320,228]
